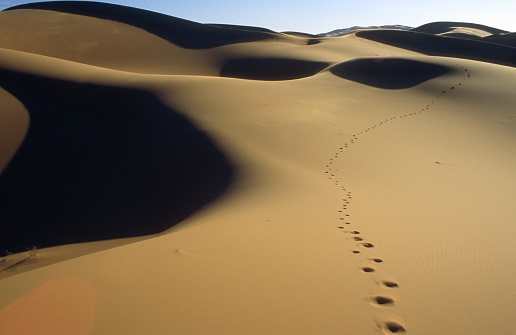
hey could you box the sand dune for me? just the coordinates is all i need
[1,2,516,335]
[356,29,516,67]
[0,61,233,252]
[412,21,508,35]
[411,21,516,47]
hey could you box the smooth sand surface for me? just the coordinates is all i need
[1,3,515,335]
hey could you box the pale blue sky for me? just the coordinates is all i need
[1,0,515,34]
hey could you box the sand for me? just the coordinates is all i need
[1,2,515,335]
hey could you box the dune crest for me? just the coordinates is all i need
[356,29,516,67]
[5,1,277,49]
[0,88,28,175]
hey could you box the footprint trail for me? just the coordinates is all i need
[323,64,472,334]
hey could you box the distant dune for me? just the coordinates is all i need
[0,2,515,335]
[322,25,413,37]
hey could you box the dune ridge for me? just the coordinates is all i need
[0,2,515,335]
[5,1,278,49]
[412,21,508,35]
[356,29,516,67]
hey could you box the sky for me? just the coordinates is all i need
[0,0,515,34]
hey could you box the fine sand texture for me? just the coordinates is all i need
[1,2,516,335]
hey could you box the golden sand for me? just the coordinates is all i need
[1,3,515,335]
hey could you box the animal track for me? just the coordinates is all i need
[382,322,406,334]
[371,295,395,306]
[382,280,399,288]
[326,64,471,333]
[374,313,407,334]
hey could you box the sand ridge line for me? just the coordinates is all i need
[325,64,472,334]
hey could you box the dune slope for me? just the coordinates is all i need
[0,63,234,252]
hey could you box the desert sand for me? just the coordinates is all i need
[0,2,515,335]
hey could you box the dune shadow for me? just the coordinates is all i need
[412,21,507,36]
[220,58,329,80]
[356,30,516,68]
[6,1,273,49]
[329,58,451,89]
[0,71,234,253]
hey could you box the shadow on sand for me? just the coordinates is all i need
[220,58,329,80]
[329,58,452,89]
[356,30,516,68]
[0,71,234,253]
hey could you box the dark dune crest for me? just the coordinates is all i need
[412,21,508,35]
[329,58,452,89]
[0,70,234,253]
[208,24,276,34]
[220,58,329,80]
[411,22,516,47]
[5,1,276,49]
[356,30,516,68]
[483,33,516,48]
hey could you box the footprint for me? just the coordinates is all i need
[352,236,364,241]
[381,321,406,334]
[371,276,400,289]
[374,313,407,334]
[352,250,361,254]
[361,242,375,248]
[369,294,396,307]
[382,281,400,288]
[362,266,375,273]
[370,258,383,263]
[386,322,406,333]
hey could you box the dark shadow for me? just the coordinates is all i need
[356,30,516,68]
[220,58,329,80]
[307,39,322,45]
[209,24,276,34]
[483,33,516,48]
[5,1,273,49]
[329,58,452,89]
[0,71,234,254]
